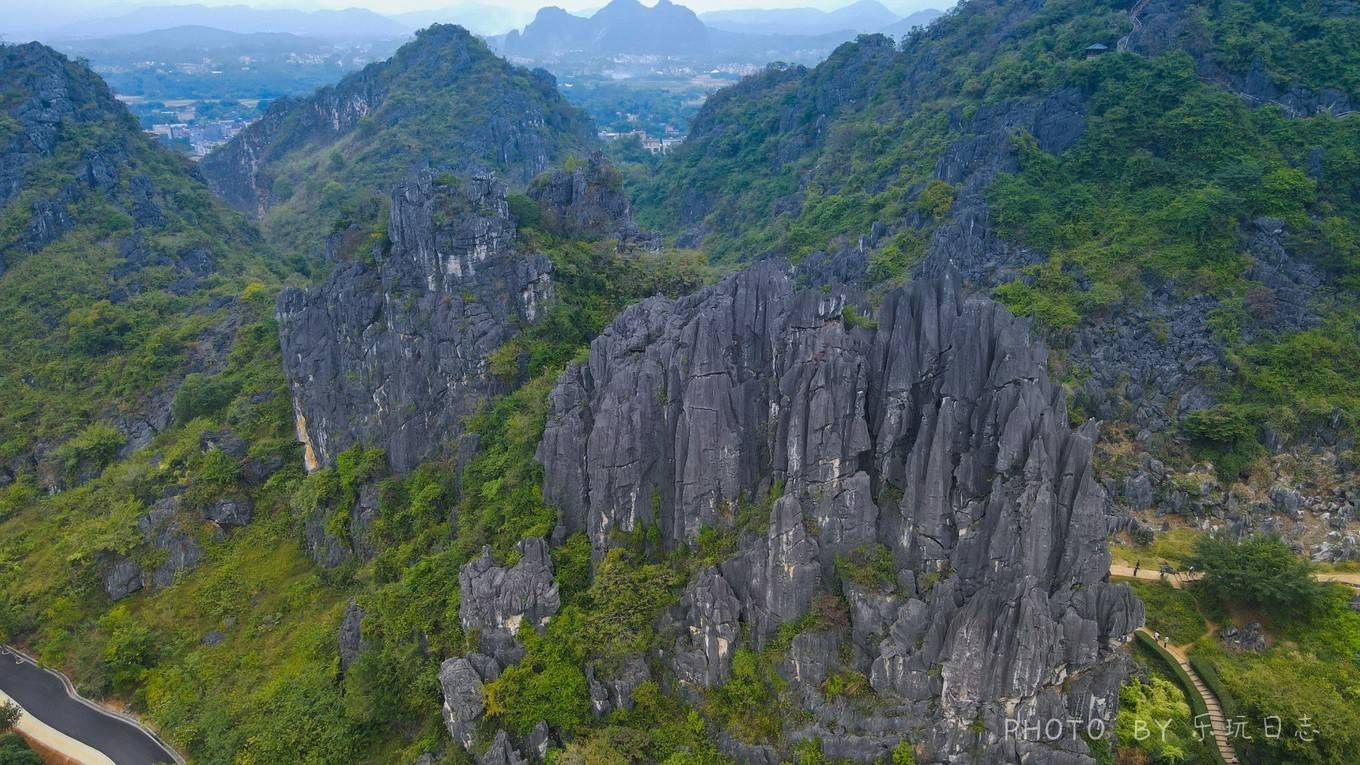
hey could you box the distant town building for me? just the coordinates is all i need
[597,129,683,154]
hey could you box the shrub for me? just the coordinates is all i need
[54,421,124,478]
[98,606,157,692]
[916,179,956,219]
[841,304,878,331]
[1125,580,1207,644]
[1115,675,1196,764]
[507,193,541,229]
[836,544,897,592]
[483,624,590,735]
[171,373,239,424]
[1182,405,1255,445]
[707,649,786,743]
[65,300,133,355]
[0,732,42,765]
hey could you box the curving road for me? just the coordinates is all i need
[0,646,180,765]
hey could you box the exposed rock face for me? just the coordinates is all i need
[204,496,253,527]
[1126,0,1354,117]
[668,569,743,690]
[586,654,650,718]
[478,731,528,765]
[920,88,1085,285]
[438,655,494,749]
[538,264,1141,761]
[721,495,822,648]
[458,538,561,665]
[338,600,366,671]
[301,479,382,569]
[0,43,133,208]
[102,557,144,601]
[527,151,653,245]
[136,496,206,590]
[278,171,552,473]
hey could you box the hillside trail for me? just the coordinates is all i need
[1117,0,1152,53]
[1136,627,1241,765]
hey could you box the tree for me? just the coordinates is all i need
[1190,533,1327,620]
[0,701,19,732]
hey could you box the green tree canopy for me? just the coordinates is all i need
[1191,533,1327,620]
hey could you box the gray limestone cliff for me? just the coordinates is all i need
[526,150,657,247]
[277,171,552,473]
[536,263,1142,762]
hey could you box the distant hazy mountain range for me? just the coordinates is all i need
[496,0,943,63]
[390,3,535,37]
[47,4,409,41]
[701,0,929,36]
[17,0,946,68]
[55,25,333,57]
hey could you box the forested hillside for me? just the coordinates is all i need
[1,2,1358,764]
[200,24,597,259]
[0,41,287,491]
[636,0,1360,452]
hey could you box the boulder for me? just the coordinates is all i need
[438,656,488,750]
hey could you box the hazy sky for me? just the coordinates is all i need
[6,0,950,19]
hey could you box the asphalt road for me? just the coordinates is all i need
[0,647,177,765]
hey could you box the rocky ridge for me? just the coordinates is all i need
[534,262,1142,762]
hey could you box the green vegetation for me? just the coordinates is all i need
[0,702,18,732]
[1190,533,1327,620]
[984,8,1360,447]
[1129,632,1225,765]
[1111,526,1202,570]
[0,733,41,765]
[707,649,787,744]
[1131,536,1360,765]
[1115,675,1197,764]
[637,0,1360,463]
[1187,584,1360,765]
[5,0,1360,761]
[835,544,897,592]
[1124,580,1208,645]
[238,25,596,260]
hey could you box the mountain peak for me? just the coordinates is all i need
[505,0,707,59]
[200,21,594,246]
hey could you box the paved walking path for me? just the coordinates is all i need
[1113,560,1360,765]
[1136,628,1240,764]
